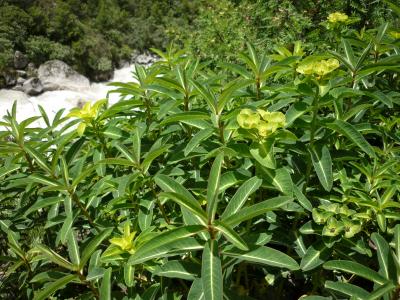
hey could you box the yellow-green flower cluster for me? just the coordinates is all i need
[237,108,285,138]
[312,204,362,238]
[327,12,349,23]
[390,31,400,39]
[109,222,136,254]
[296,58,339,77]
[67,99,106,136]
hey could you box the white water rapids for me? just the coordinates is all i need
[0,65,135,126]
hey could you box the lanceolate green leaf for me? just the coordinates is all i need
[29,174,64,188]
[128,226,205,265]
[60,214,74,244]
[24,145,52,174]
[394,224,400,263]
[207,153,224,223]
[371,232,396,281]
[326,120,375,157]
[367,282,396,300]
[160,111,210,126]
[115,143,136,164]
[152,260,200,280]
[80,228,113,268]
[214,220,248,251]
[33,274,79,300]
[160,192,208,225]
[259,166,293,195]
[323,260,388,285]
[191,80,217,115]
[24,197,63,217]
[188,278,205,300]
[310,144,333,191]
[250,140,276,169]
[0,164,20,179]
[155,174,207,229]
[222,196,293,228]
[132,127,141,164]
[221,176,262,218]
[155,174,198,204]
[128,237,203,265]
[293,186,313,212]
[184,128,214,156]
[36,244,75,271]
[67,231,80,266]
[142,145,171,173]
[100,268,112,300]
[325,281,369,300]
[201,240,223,300]
[300,241,331,271]
[223,246,299,270]
[341,38,356,69]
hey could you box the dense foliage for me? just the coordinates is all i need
[1,4,400,300]
[1,0,399,82]
[182,0,399,63]
[0,0,198,80]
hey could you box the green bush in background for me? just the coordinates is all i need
[0,0,199,81]
[1,0,398,82]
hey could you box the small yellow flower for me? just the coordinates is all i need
[257,121,276,137]
[327,12,349,23]
[109,222,136,254]
[296,58,339,77]
[237,109,260,129]
[238,108,286,138]
[267,112,286,127]
[67,99,107,136]
[390,31,400,39]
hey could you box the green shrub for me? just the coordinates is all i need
[178,0,399,63]
[1,17,400,299]
[25,36,74,65]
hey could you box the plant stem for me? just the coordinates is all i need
[256,77,261,100]
[217,114,225,144]
[303,87,319,194]
[71,192,100,232]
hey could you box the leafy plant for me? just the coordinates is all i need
[1,16,400,300]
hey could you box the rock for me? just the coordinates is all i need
[16,70,27,78]
[3,70,17,87]
[12,85,24,92]
[38,60,90,91]
[22,77,43,95]
[14,51,28,69]
[116,59,129,69]
[92,70,113,82]
[131,50,158,66]
[0,89,28,102]
[26,63,38,77]
[16,77,26,85]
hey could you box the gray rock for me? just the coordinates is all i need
[116,59,129,69]
[4,71,17,87]
[38,60,90,91]
[41,83,61,92]
[16,70,27,78]
[131,51,158,66]
[135,54,154,65]
[14,51,28,69]
[92,70,113,82]
[12,85,24,92]
[26,63,37,77]
[22,77,43,95]
[16,77,26,85]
